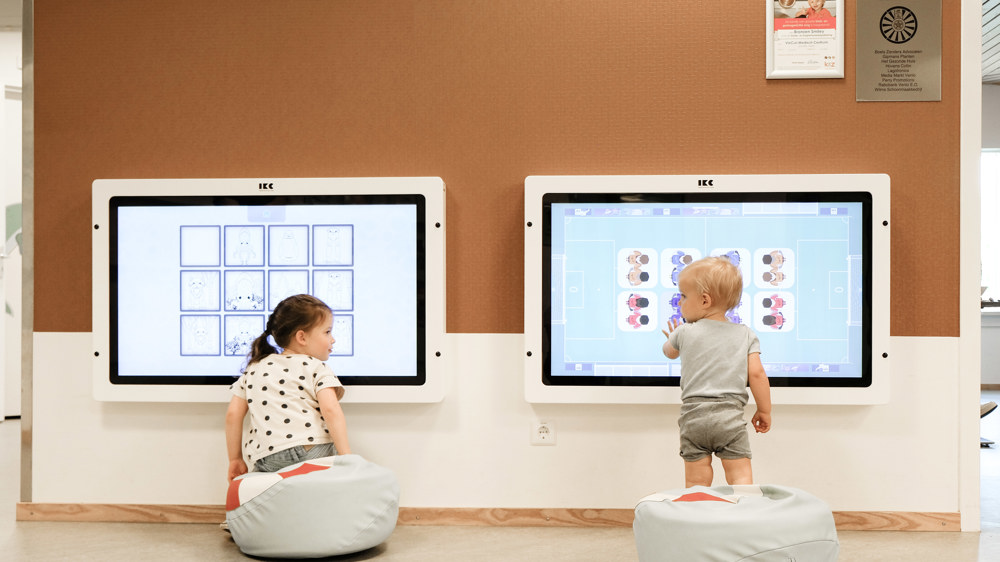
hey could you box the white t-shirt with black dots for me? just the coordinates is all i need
[230,353,345,465]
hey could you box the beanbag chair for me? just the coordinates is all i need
[633,485,838,562]
[226,454,399,558]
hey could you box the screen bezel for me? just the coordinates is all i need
[524,174,890,405]
[93,177,446,403]
[541,191,872,389]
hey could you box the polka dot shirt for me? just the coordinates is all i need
[230,353,344,465]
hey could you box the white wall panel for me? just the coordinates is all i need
[33,332,959,512]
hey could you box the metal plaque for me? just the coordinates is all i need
[857,1,941,101]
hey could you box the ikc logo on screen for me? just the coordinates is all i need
[258,181,275,190]
[881,6,917,44]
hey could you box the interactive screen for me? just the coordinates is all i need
[524,175,890,405]
[93,178,445,403]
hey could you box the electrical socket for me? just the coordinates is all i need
[531,421,556,446]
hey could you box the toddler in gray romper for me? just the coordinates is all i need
[661,255,772,487]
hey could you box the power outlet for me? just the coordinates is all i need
[531,421,556,446]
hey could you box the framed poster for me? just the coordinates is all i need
[766,0,845,79]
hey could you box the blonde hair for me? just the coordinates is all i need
[678,256,743,312]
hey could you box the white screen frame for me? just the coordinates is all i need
[93,177,446,403]
[524,174,890,405]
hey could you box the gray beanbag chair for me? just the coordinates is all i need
[226,454,399,558]
[633,485,838,561]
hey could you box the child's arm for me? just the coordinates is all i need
[225,396,249,482]
[661,319,681,359]
[747,352,772,433]
[318,387,352,455]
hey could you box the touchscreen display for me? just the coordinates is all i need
[108,194,425,386]
[541,192,872,388]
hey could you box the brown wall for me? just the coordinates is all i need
[33,1,960,336]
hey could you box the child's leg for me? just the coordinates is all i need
[684,457,713,487]
[720,458,753,485]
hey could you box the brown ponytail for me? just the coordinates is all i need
[242,294,332,372]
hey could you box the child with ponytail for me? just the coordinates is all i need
[225,294,352,482]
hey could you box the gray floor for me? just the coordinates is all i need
[2,395,1000,561]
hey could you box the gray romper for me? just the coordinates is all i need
[668,319,761,462]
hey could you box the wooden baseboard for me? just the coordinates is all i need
[832,511,960,531]
[16,503,225,524]
[397,507,633,527]
[982,384,1000,391]
[400,508,961,531]
[16,503,962,531]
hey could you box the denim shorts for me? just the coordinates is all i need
[678,399,751,462]
[253,442,338,473]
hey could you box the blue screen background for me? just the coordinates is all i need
[548,201,864,380]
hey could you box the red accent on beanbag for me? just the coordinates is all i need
[673,492,731,503]
[226,479,243,511]
[280,462,329,479]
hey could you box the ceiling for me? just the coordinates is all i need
[0,2,998,82]
[987,1,1000,83]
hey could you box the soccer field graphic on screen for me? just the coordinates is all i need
[548,200,864,380]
